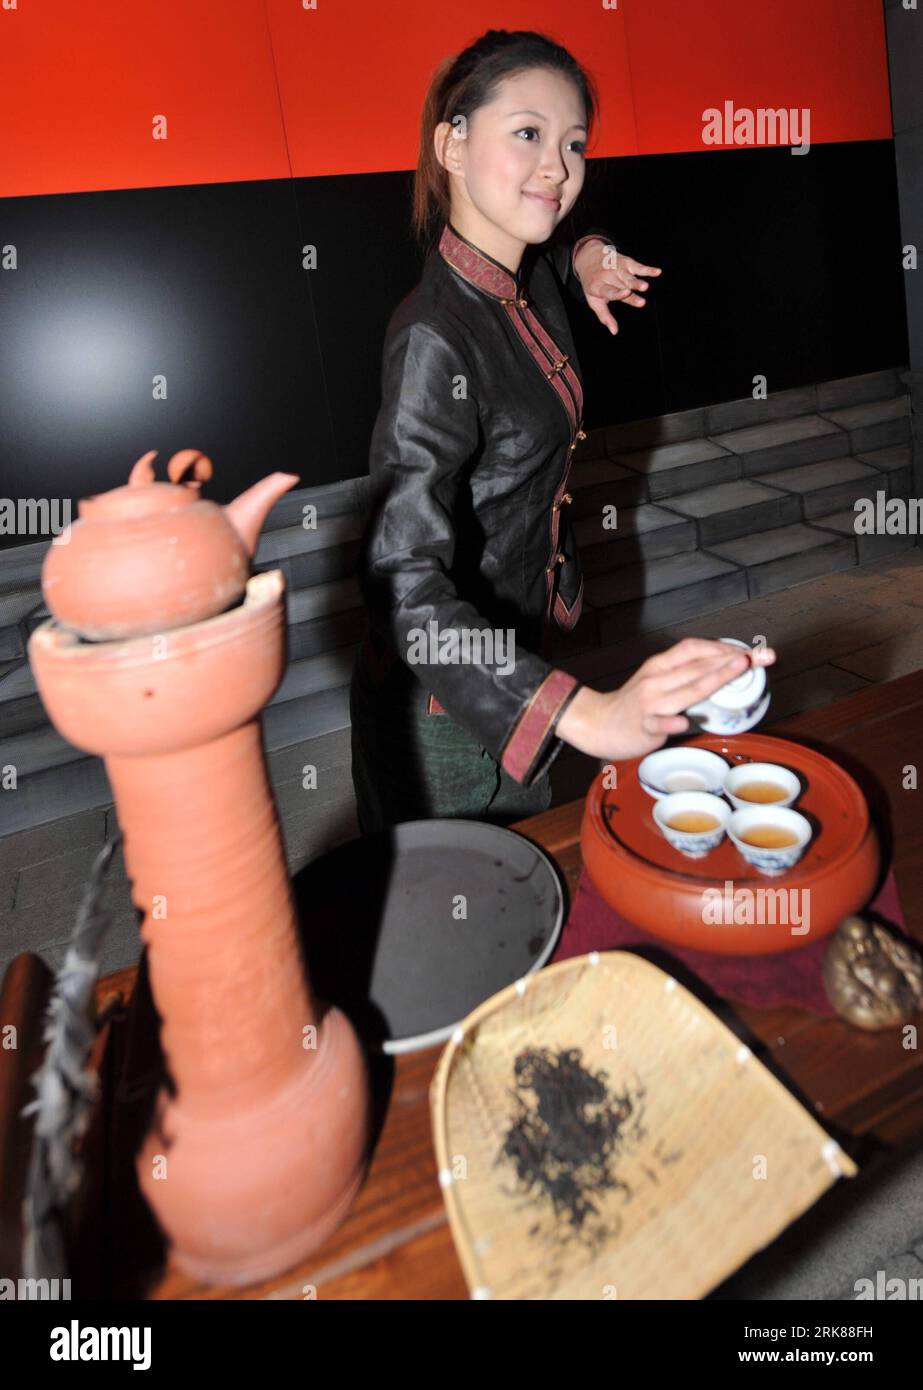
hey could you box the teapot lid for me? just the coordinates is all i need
[78,450,213,522]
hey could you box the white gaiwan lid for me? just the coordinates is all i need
[708,639,767,711]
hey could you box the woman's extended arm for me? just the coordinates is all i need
[544,227,615,302]
[557,640,777,761]
[361,317,777,780]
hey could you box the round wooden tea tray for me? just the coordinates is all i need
[581,732,881,956]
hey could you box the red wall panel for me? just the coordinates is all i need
[623,0,893,153]
[0,0,893,200]
[0,0,289,197]
[266,0,637,175]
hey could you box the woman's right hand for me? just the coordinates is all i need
[556,637,776,762]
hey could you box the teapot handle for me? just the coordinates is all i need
[167,450,214,486]
[127,449,213,488]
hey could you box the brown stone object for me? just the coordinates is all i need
[823,914,923,1030]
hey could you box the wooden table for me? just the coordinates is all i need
[86,668,923,1300]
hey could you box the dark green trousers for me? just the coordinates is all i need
[349,649,552,836]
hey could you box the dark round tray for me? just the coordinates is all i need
[293,819,565,1053]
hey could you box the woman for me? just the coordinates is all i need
[350,29,774,835]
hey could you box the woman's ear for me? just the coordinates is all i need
[434,119,465,174]
[433,121,451,171]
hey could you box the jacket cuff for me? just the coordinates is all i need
[571,234,614,289]
[499,670,582,786]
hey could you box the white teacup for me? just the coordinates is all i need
[638,747,729,799]
[727,806,813,876]
[723,762,801,811]
[653,792,731,858]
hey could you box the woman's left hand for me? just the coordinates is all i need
[574,241,662,336]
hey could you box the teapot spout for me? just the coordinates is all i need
[225,472,300,556]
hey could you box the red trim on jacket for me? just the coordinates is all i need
[500,669,580,782]
[553,575,585,633]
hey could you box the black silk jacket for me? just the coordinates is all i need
[356,219,616,787]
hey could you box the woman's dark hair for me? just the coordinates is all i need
[412,29,599,250]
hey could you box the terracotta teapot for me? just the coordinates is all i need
[41,449,300,639]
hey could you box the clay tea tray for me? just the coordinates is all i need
[580,732,881,956]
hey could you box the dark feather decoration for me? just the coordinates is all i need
[19,833,123,1281]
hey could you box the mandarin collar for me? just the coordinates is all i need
[438,221,525,301]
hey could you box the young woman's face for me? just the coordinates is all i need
[438,68,587,260]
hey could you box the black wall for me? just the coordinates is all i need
[0,139,908,549]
